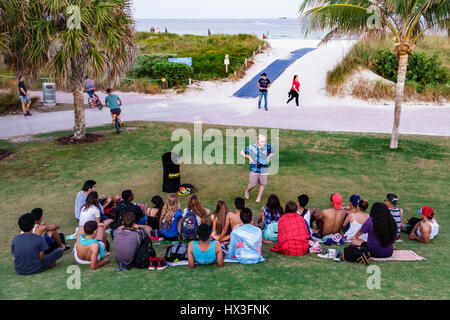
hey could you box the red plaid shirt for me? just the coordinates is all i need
[270,212,309,255]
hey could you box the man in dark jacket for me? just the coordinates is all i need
[110,190,144,231]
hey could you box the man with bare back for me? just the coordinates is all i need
[74,221,110,270]
[218,197,245,242]
[311,193,347,237]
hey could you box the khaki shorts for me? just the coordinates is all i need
[249,171,268,187]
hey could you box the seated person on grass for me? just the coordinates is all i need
[342,194,361,214]
[256,194,283,230]
[30,208,70,252]
[297,194,311,227]
[218,197,245,242]
[182,194,211,225]
[75,179,113,221]
[110,190,145,231]
[103,195,121,219]
[228,208,264,264]
[349,202,396,258]
[146,195,164,231]
[188,224,224,268]
[405,206,439,244]
[11,213,63,275]
[74,221,110,269]
[343,199,369,241]
[157,193,183,241]
[114,211,153,267]
[310,193,347,237]
[271,201,310,256]
[79,191,113,232]
[210,200,233,242]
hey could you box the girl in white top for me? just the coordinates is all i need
[79,192,102,227]
[343,199,370,241]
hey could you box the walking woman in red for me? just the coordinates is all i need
[287,75,300,107]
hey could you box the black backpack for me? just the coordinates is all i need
[343,244,372,265]
[132,231,156,269]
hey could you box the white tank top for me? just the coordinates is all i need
[416,220,439,240]
[344,214,368,241]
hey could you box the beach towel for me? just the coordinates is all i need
[228,224,265,264]
[372,250,426,261]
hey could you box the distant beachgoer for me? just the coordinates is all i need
[165,27,168,33]
[208,28,211,36]
[157,27,161,33]
[287,75,300,107]
[18,75,32,116]
[150,27,155,33]
[257,73,271,111]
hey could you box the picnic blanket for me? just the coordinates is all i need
[372,250,426,261]
[166,258,238,267]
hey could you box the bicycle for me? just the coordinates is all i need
[88,92,103,110]
[113,113,122,134]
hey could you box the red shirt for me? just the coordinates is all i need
[271,212,309,255]
[292,80,300,91]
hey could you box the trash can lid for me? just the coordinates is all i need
[162,152,179,164]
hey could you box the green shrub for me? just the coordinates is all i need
[374,51,449,85]
[133,54,177,78]
[152,62,193,87]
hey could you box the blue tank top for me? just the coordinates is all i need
[193,241,217,265]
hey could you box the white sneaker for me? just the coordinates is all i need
[255,197,261,203]
[317,249,336,259]
[244,191,249,200]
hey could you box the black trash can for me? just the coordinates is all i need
[162,152,180,193]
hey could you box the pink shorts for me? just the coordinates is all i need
[249,172,268,187]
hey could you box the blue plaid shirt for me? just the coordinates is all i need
[243,143,275,173]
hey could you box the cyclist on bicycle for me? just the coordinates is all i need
[84,76,96,99]
[105,88,123,125]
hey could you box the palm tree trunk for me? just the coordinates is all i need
[73,87,86,140]
[390,53,409,149]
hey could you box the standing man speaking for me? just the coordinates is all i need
[257,73,271,111]
[241,134,276,203]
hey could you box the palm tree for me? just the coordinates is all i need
[1,0,136,140]
[299,0,449,149]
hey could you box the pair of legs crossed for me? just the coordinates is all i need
[245,171,268,203]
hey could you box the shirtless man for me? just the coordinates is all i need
[311,193,347,237]
[218,197,245,242]
[74,221,110,270]
[30,208,70,251]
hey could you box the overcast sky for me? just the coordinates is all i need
[132,0,302,19]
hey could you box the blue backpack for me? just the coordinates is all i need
[263,222,278,241]
[180,210,199,240]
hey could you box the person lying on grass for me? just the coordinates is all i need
[114,211,153,267]
[405,206,439,244]
[218,197,245,242]
[228,208,264,264]
[349,202,397,258]
[188,224,224,268]
[270,201,310,256]
[310,193,347,238]
[74,221,110,270]
[30,208,70,252]
[11,213,63,275]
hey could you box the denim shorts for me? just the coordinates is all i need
[20,96,31,104]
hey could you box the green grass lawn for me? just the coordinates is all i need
[0,122,449,300]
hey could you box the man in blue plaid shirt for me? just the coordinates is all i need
[240,134,276,203]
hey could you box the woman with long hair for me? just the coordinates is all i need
[183,194,211,225]
[210,200,231,242]
[350,202,396,258]
[257,194,283,229]
[159,193,182,241]
[79,192,102,227]
[286,75,300,107]
[146,195,164,230]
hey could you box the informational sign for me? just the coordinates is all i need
[168,57,192,67]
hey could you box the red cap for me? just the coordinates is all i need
[418,206,434,218]
[331,193,343,210]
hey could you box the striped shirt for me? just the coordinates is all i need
[389,208,402,239]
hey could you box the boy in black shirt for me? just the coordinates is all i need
[18,75,32,116]
[257,73,271,111]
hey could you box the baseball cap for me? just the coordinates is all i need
[331,193,343,210]
[349,195,360,207]
[417,206,434,218]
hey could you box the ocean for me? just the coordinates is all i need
[135,18,328,39]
